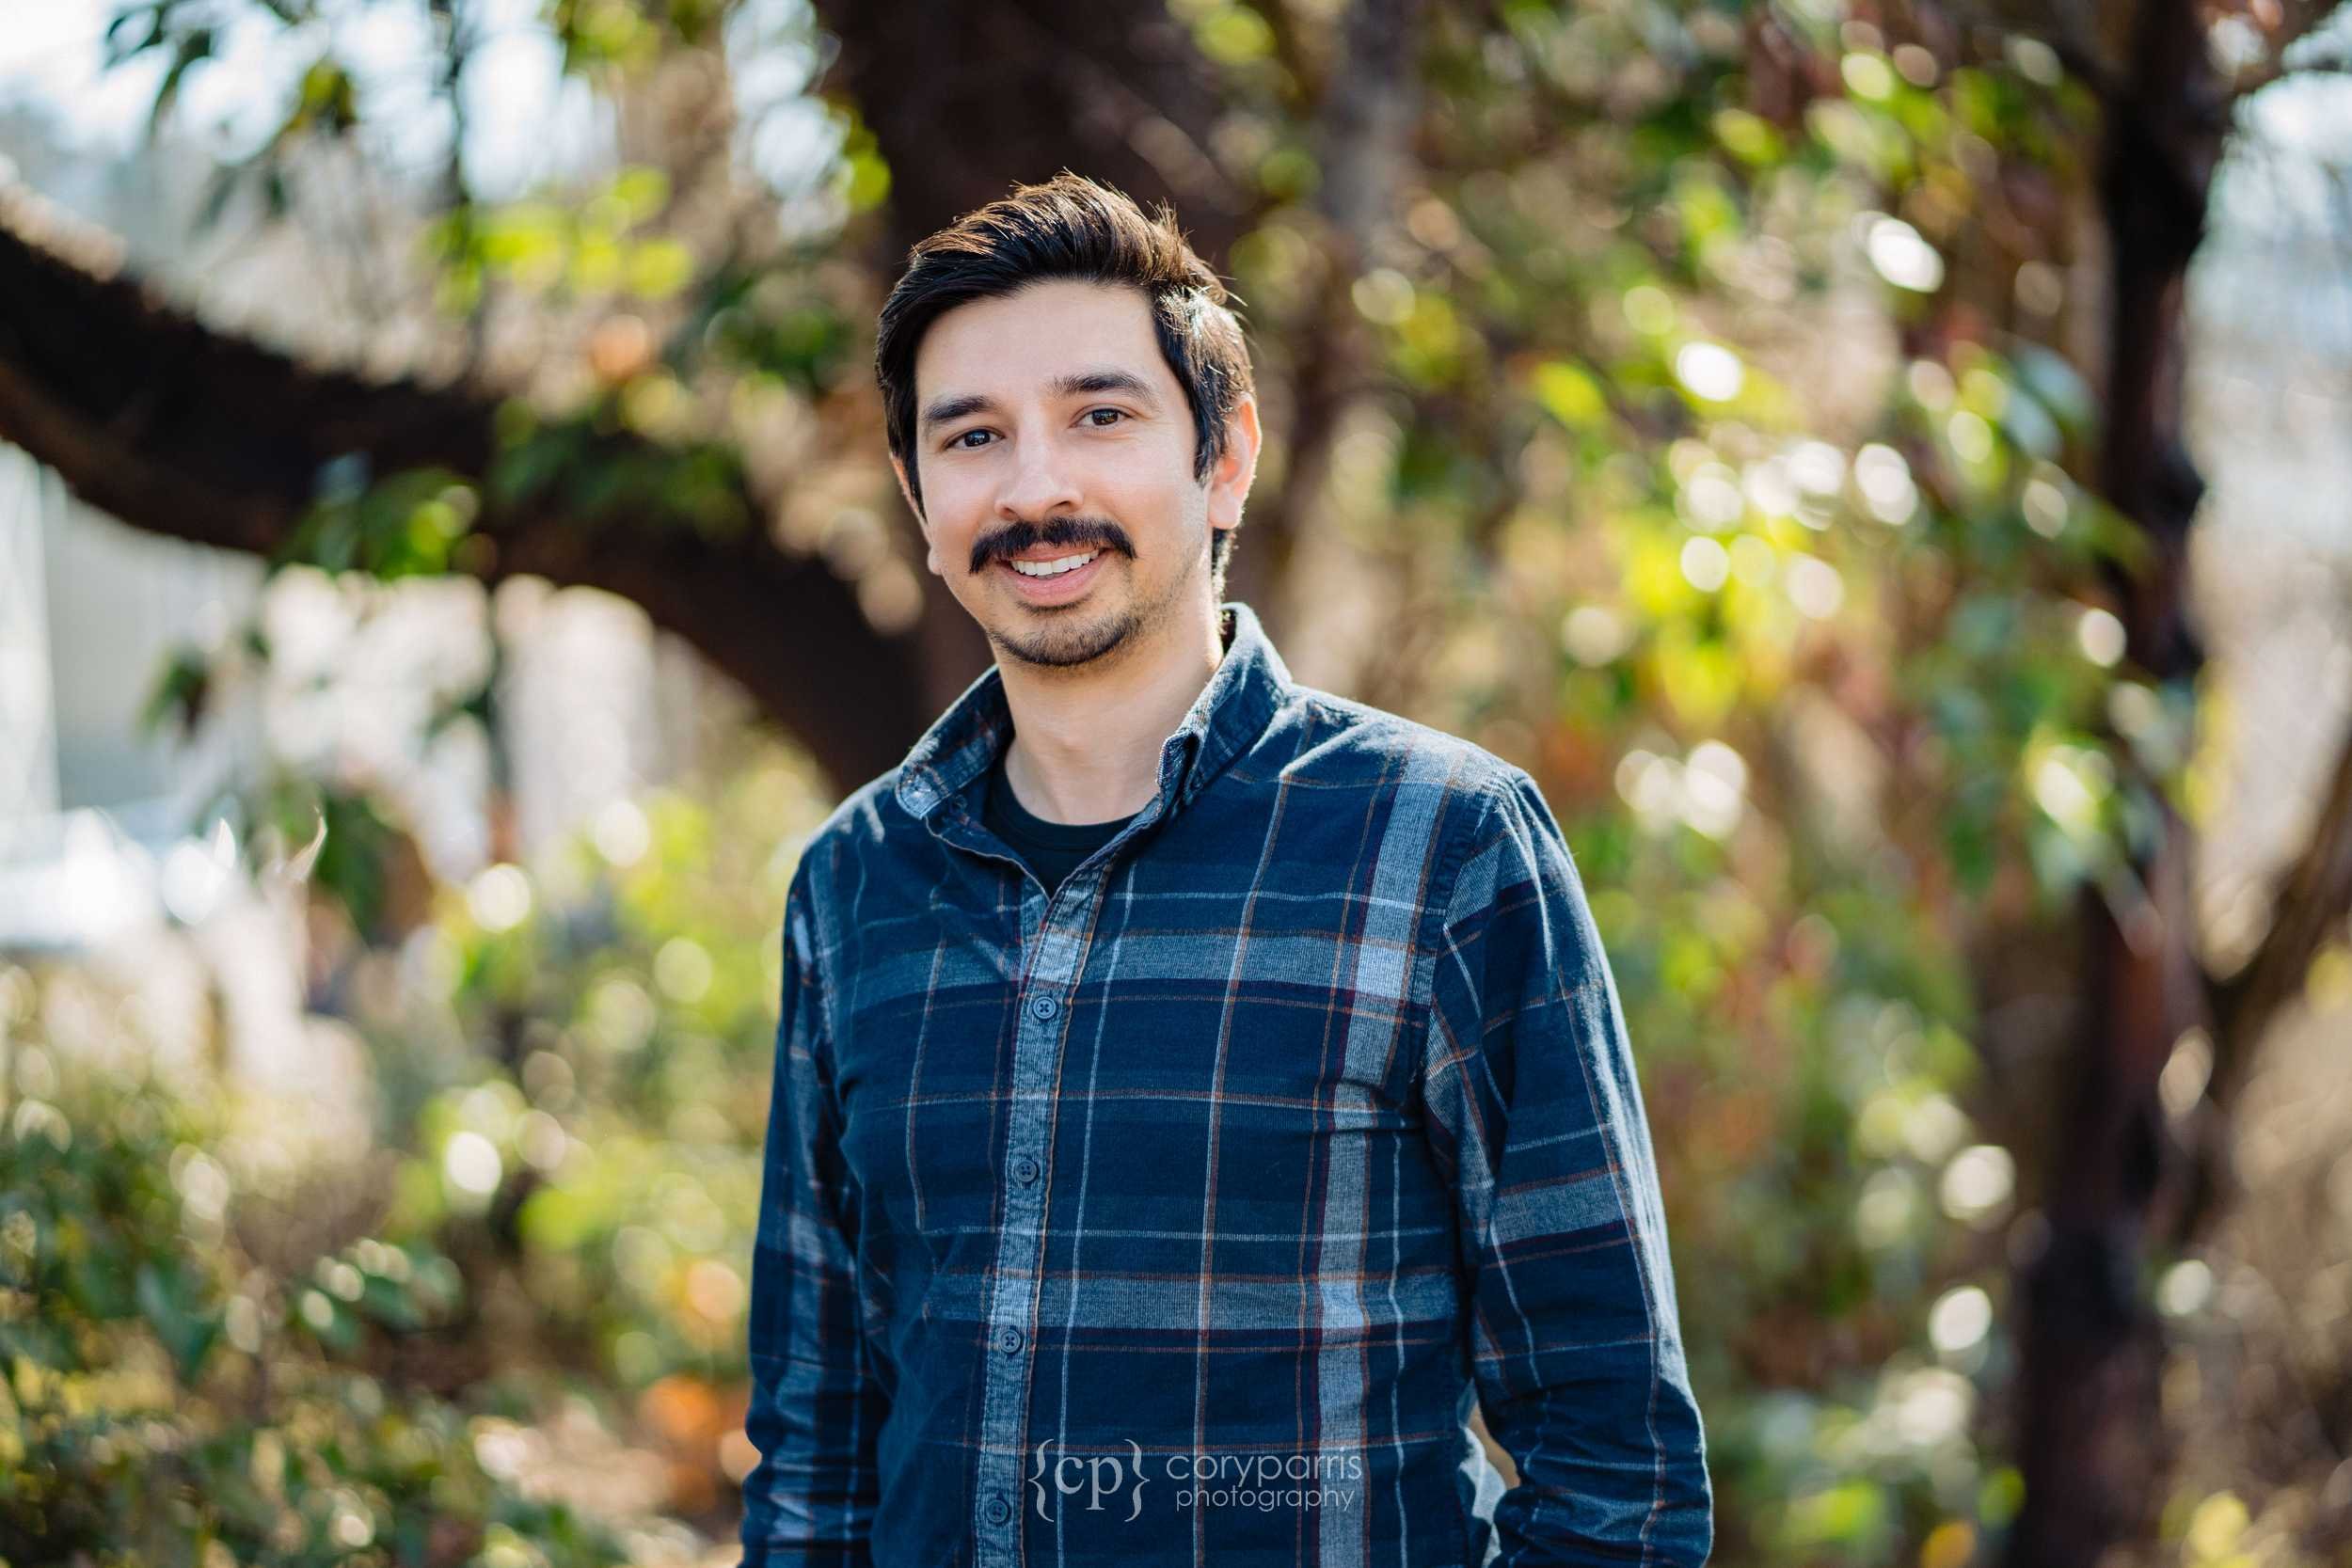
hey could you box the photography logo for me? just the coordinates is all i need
[1025,1439,1363,1523]
[1027,1437,1150,1522]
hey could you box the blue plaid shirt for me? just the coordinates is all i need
[740,601,1711,1566]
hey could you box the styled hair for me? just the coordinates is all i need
[875,172,1255,585]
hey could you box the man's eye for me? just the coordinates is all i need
[950,429,993,450]
[1085,408,1126,428]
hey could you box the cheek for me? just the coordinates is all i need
[1095,460,1190,519]
[917,473,983,543]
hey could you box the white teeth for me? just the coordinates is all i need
[1009,550,1100,578]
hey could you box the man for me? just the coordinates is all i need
[738,172,1711,1567]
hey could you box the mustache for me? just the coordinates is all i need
[971,516,1135,576]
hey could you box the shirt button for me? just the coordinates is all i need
[995,1323,1024,1354]
[983,1496,1011,1526]
[1012,1154,1041,1185]
[1029,995,1058,1021]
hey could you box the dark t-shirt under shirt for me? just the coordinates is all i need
[978,749,1138,895]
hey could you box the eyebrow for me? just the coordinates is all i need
[919,370,1162,434]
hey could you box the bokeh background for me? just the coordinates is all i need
[3,1,2350,1564]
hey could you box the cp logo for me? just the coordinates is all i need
[1026,1437,1149,1522]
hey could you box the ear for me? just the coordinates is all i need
[1205,392,1262,535]
[891,453,942,575]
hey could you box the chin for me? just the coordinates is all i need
[990,600,1142,670]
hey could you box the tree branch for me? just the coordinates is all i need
[2162,706,2352,1253]
[2224,44,2352,99]
[2206,708,2352,1089]
[0,171,927,797]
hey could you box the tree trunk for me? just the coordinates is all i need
[2005,0,2225,1559]
[812,0,1247,271]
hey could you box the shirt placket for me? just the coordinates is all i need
[970,866,1087,1561]
[927,748,1191,1564]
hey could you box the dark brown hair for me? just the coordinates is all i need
[875,172,1254,579]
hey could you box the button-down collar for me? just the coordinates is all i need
[890,599,1292,828]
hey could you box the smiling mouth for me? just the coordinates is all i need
[1004,549,1102,578]
[993,546,1114,606]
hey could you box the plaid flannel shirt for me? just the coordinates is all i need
[739,600,1711,1566]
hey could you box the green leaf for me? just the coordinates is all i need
[1532,360,1610,429]
[2010,343,2093,436]
[626,237,696,300]
[137,1261,221,1383]
[139,647,212,740]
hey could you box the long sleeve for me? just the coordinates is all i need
[739,863,890,1566]
[1419,770,1713,1566]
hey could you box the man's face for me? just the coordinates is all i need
[894,278,1255,671]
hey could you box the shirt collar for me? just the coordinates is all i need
[892,600,1293,827]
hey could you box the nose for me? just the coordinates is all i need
[997,437,1083,522]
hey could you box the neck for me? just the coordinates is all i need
[995,600,1229,825]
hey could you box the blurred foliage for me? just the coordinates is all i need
[46,0,2351,1562]
[0,1006,621,1566]
[368,737,822,1407]
[1,721,832,1560]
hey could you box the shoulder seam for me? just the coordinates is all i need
[1406,756,1522,1094]
[1438,763,1539,927]
[785,839,842,1053]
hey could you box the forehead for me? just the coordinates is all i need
[914,278,1170,395]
